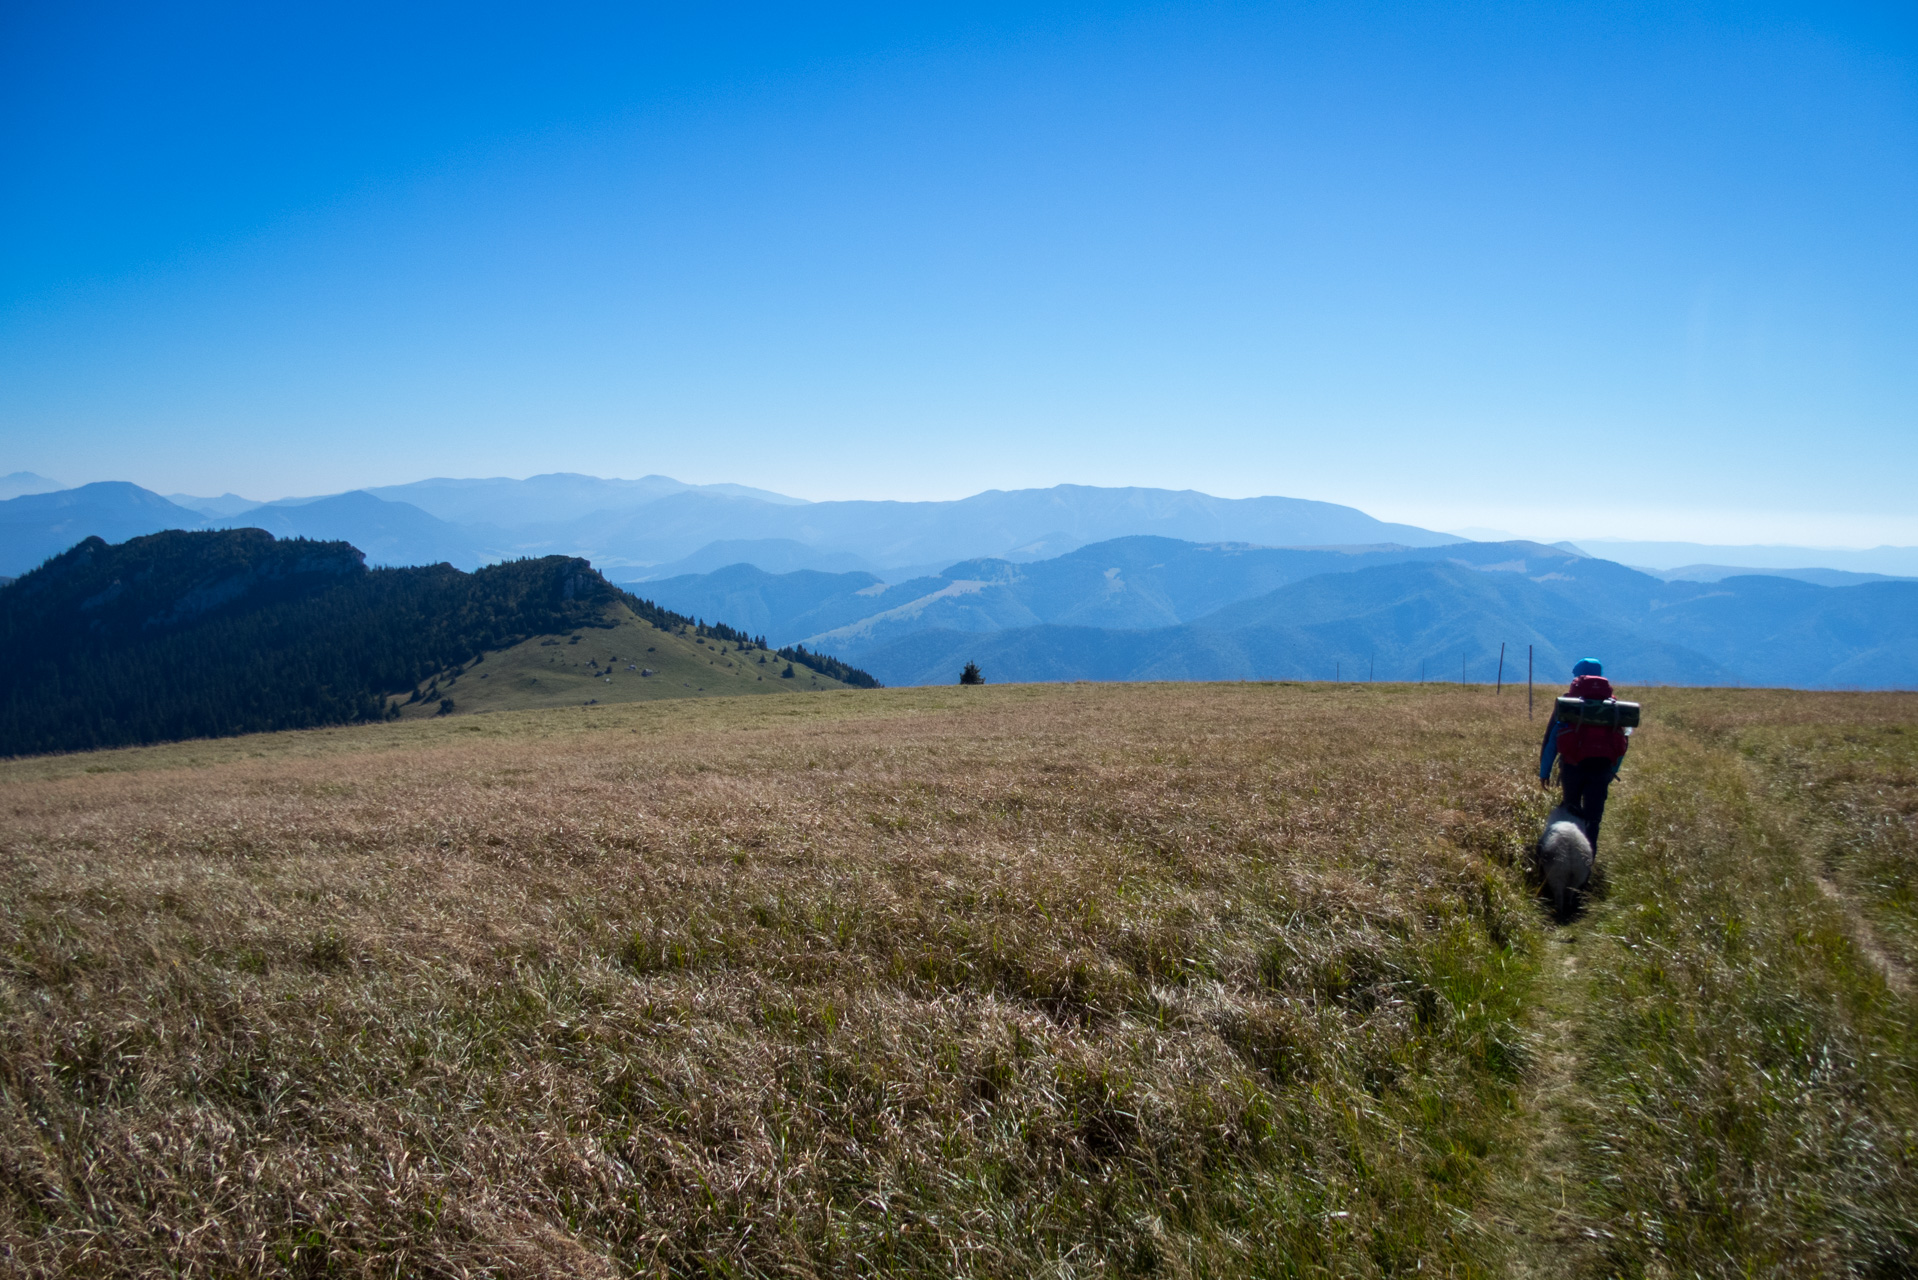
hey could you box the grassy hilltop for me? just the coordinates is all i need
[0,682,1913,1276]
[393,599,854,719]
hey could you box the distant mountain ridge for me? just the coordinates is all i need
[638,536,1918,690]
[1650,564,1912,587]
[6,477,1914,691]
[639,537,1602,649]
[0,482,498,576]
[364,472,809,526]
[0,483,210,576]
[441,479,1460,572]
[0,473,64,501]
[167,492,263,517]
[0,476,1461,579]
[14,475,1914,585]
[1574,539,1918,578]
[212,491,488,570]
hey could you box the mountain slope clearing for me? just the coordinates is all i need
[394,597,854,718]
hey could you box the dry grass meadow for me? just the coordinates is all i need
[1,681,1913,1277]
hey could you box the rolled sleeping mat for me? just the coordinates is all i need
[1555,696,1641,728]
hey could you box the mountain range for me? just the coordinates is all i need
[0,476,1459,579]
[10,474,1913,584]
[3,475,1914,691]
[638,536,1918,690]
[1572,539,1918,578]
[0,472,64,502]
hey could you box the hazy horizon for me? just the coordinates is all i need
[10,468,1918,561]
[5,3,1914,546]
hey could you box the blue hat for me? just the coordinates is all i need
[1572,657,1603,676]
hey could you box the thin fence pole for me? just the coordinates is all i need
[1528,645,1533,719]
[1496,642,1505,694]
[1462,654,1466,685]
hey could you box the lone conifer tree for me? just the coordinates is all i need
[959,661,984,685]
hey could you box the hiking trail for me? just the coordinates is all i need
[1493,916,1603,1279]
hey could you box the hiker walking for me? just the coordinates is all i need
[1539,657,1631,851]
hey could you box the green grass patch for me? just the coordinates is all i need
[1538,703,1918,1276]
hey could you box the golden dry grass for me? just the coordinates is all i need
[0,682,1546,1277]
[3,682,1913,1278]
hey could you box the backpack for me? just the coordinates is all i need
[1557,674,1630,763]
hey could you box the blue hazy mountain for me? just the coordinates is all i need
[364,473,809,526]
[0,479,1462,585]
[1651,564,1912,586]
[1575,539,1918,577]
[627,538,884,580]
[9,482,1914,689]
[1636,575,1918,688]
[643,537,1918,689]
[211,491,489,570]
[0,482,209,576]
[557,484,1457,573]
[0,473,65,501]
[0,484,488,577]
[628,565,893,640]
[14,475,1915,591]
[640,538,1590,649]
[846,560,1729,688]
[167,492,263,518]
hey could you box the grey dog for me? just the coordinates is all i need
[1536,805,1594,918]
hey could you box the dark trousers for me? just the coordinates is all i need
[1559,758,1616,852]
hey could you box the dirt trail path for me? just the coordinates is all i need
[1729,752,1914,997]
[1810,872,1913,996]
[1492,920,1602,1278]
[1780,812,1914,999]
[1491,717,1918,1279]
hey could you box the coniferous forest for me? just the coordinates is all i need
[773,643,879,687]
[0,528,879,756]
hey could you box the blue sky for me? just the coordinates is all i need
[2,1,1914,544]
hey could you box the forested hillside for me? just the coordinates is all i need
[0,529,874,756]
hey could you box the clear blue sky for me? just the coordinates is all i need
[2,1,1914,544]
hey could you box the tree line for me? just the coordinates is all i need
[629,600,880,688]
